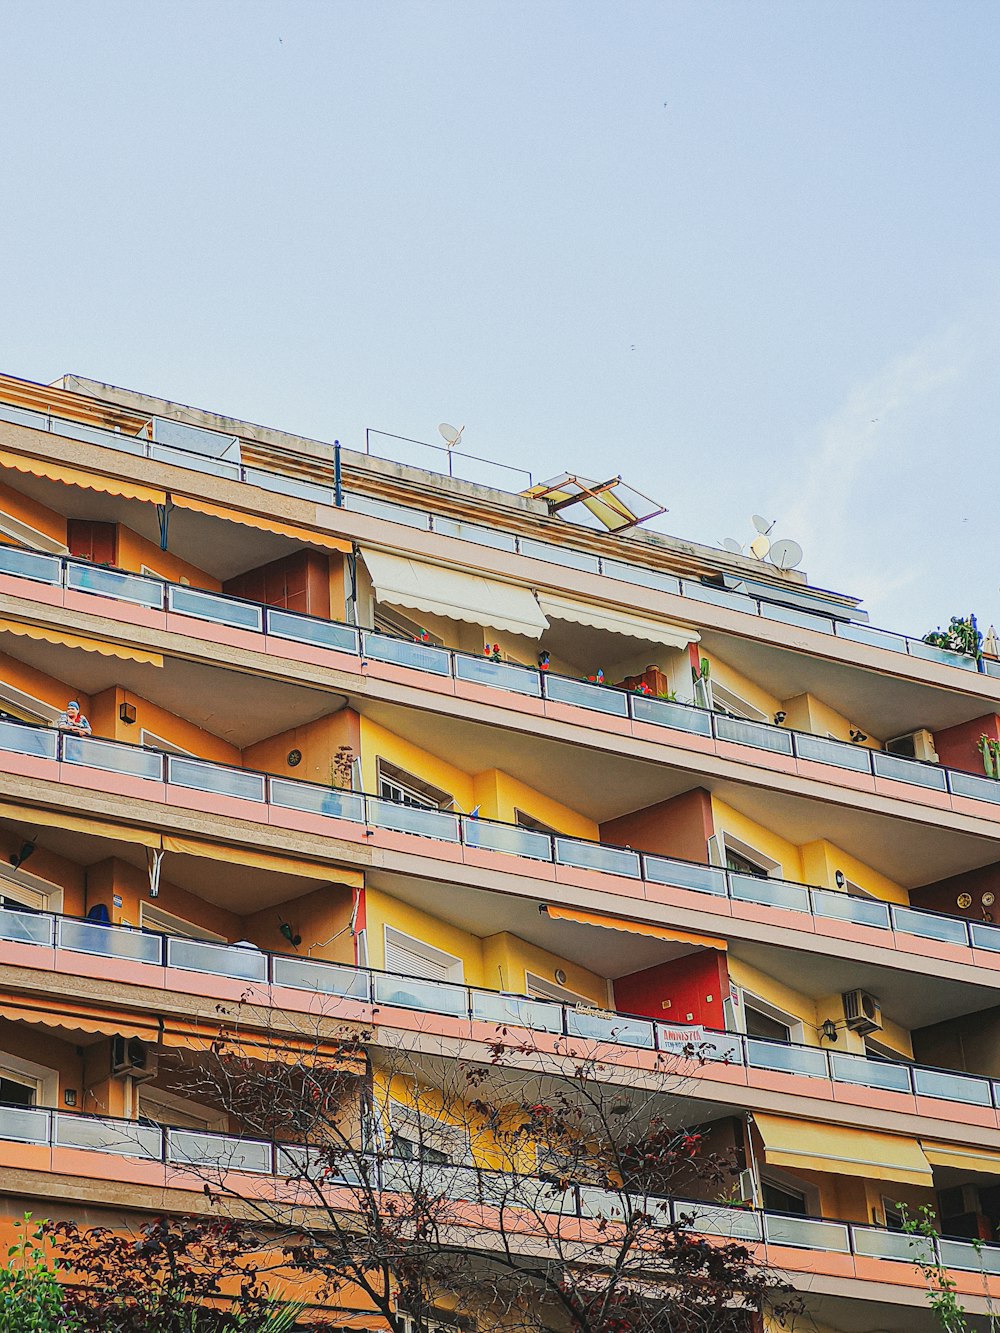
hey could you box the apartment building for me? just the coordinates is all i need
[1,369,1000,1327]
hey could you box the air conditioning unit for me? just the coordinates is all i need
[885,729,939,763]
[110,1036,158,1083]
[842,990,883,1035]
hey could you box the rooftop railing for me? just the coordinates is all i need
[0,1100,996,1274]
[3,544,1000,818]
[1,398,993,678]
[1,708,999,968]
[4,900,1000,1117]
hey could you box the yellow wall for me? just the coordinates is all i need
[800,839,908,906]
[472,770,598,839]
[91,857,241,937]
[704,654,781,721]
[781,692,882,748]
[481,931,606,1004]
[243,709,360,787]
[116,524,220,591]
[711,797,803,881]
[360,716,476,810]
[0,480,67,549]
[0,825,84,915]
[364,887,486,985]
[90,687,240,765]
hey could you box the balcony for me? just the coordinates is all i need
[2,1099,999,1298]
[6,902,1000,1127]
[3,723,1000,984]
[3,544,1000,833]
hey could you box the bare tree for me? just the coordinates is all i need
[156,1007,796,1333]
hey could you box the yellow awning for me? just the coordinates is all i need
[171,495,351,553]
[535,590,699,650]
[0,800,163,848]
[161,834,364,889]
[0,618,163,667]
[543,904,726,953]
[923,1143,1000,1177]
[0,997,160,1043]
[754,1113,932,1186]
[361,548,549,639]
[0,449,165,506]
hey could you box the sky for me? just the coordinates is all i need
[0,1,997,639]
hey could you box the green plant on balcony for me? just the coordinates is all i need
[898,1203,997,1333]
[330,745,355,790]
[979,735,1000,780]
[923,614,982,661]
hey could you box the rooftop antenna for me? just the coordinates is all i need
[721,515,805,571]
[721,538,744,555]
[438,423,465,451]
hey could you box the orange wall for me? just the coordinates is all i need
[242,882,357,964]
[0,826,85,915]
[90,687,240,765]
[89,858,241,937]
[0,480,67,549]
[243,708,361,786]
[116,524,220,590]
[0,650,86,718]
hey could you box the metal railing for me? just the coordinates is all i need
[3,543,999,819]
[1,1100,997,1273]
[1,712,999,965]
[0,398,989,677]
[5,900,1000,1116]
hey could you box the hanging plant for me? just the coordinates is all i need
[923,613,982,660]
[979,735,1000,780]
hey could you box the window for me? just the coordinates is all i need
[515,809,557,835]
[374,605,443,646]
[762,1178,807,1215]
[0,1075,34,1107]
[140,729,194,757]
[0,865,61,914]
[525,971,588,1005]
[388,1101,470,1165]
[139,1086,226,1131]
[720,833,780,880]
[882,1199,906,1230]
[0,680,59,726]
[140,904,225,943]
[710,683,769,723]
[744,1006,792,1043]
[383,927,464,984]
[377,759,452,811]
[0,1053,57,1107]
[739,990,802,1044]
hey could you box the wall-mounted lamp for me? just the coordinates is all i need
[10,840,36,869]
[119,701,137,725]
[820,1019,839,1043]
[555,968,567,986]
[835,870,846,889]
[849,728,868,744]
[773,711,787,725]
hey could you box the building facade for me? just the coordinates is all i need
[0,369,999,1327]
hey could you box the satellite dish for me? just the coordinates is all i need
[752,514,775,535]
[769,538,804,570]
[749,534,771,560]
[438,423,464,449]
[721,538,743,554]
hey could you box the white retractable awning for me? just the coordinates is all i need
[361,549,550,639]
[535,591,699,650]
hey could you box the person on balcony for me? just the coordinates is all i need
[57,700,92,736]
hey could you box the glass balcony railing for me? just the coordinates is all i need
[5,896,1000,1122]
[3,1093,991,1277]
[454,654,541,696]
[6,721,1000,984]
[62,733,164,781]
[1,399,991,678]
[6,547,1000,830]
